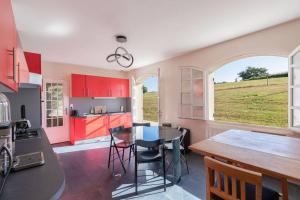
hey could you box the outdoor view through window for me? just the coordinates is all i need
[143,76,158,123]
[213,56,288,128]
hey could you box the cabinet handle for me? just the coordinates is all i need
[7,48,16,82]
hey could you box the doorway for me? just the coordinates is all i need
[142,76,159,124]
[42,79,69,144]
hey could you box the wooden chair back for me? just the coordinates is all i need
[204,156,262,200]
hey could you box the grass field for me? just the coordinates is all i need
[214,77,288,128]
[143,92,158,122]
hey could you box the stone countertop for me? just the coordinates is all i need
[1,128,65,200]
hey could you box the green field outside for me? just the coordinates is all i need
[143,92,158,122]
[214,77,288,128]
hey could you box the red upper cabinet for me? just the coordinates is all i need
[24,52,41,74]
[71,74,86,97]
[0,0,18,91]
[71,74,130,98]
[120,79,130,97]
[85,75,99,97]
[109,78,122,97]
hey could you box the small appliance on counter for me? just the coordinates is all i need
[15,105,31,135]
[94,105,107,114]
[0,93,14,194]
[70,109,79,117]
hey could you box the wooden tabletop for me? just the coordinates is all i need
[189,129,300,183]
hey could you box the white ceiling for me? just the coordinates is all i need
[13,0,300,70]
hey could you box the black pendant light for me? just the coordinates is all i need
[106,35,134,68]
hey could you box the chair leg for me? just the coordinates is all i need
[108,139,112,168]
[114,146,126,173]
[129,146,132,163]
[182,150,189,174]
[135,153,138,194]
[163,158,166,192]
[112,146,115,175]
[122,148,125,161]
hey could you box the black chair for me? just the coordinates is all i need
[162,123,172,127]
[135,139,166,194]
[108,126,134,174]
[165,128,189,174]
[132,122,151,127]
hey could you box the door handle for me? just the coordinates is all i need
[7,48,16,82]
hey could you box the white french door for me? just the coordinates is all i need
[42,79,69,144]
[289,45,300,131]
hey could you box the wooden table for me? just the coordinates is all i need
[189,129,300,200]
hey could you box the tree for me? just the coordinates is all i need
[142,85,148,93]
[238,67,268,80]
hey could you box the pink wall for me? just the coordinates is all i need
[129,18,300,143]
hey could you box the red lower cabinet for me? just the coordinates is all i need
[70,113,132,144]
[70,116,109,144]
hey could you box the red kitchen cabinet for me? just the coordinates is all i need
[109,78,121,97]
[0,0,18,91]
[70,116,109,144]
[24,52,41,74]
[122,113,132,128]
[17,37,29,84]
[86,75,99,97]
[71,74,129,98]
[71,74,86,97]
[120,79,130,97]
[109,114,123,128]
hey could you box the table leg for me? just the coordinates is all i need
[281,178,288,200]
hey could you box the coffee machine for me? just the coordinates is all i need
[0,92,14,193]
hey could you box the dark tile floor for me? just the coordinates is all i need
[55,146,300,200]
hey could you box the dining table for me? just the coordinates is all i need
[189,129,300,200]
[115,126,183,182]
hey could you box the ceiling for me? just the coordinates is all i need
[13,0,300,70]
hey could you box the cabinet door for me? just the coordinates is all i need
[0,0,17,91]
[24,52,41,74]
[122,113,132,128]
[71,74,86,97]
[109,114,123,128]
[17,36,29,83]
[86,75,99,97]
[120,79,129,97]
[109,78,122,97]
[98,77,110,97]
[74,118,87,141]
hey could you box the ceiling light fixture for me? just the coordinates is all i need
[106,35,134,68]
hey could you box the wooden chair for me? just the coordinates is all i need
[204,156,280,200]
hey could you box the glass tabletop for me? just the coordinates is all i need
[115,126,182,142]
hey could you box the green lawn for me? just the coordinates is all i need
[143,92,158,122]
[214,77,288,128]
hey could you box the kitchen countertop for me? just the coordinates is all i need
[71,111,131,118]
[1,128,65,200]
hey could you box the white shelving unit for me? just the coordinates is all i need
[179,67,205,120]
[289,46,300,131]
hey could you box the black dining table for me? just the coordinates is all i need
[115,126,183,183]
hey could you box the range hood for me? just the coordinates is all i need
[19,73,42,88]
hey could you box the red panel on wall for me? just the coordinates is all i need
[24,52,41,74]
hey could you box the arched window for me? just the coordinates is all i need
[213,56,288,128]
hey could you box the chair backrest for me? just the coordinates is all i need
[109,126,125,135]
[135,139,164,149]
[132,122,151,127]
[204,156,262,200]
[179,129,187,144]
